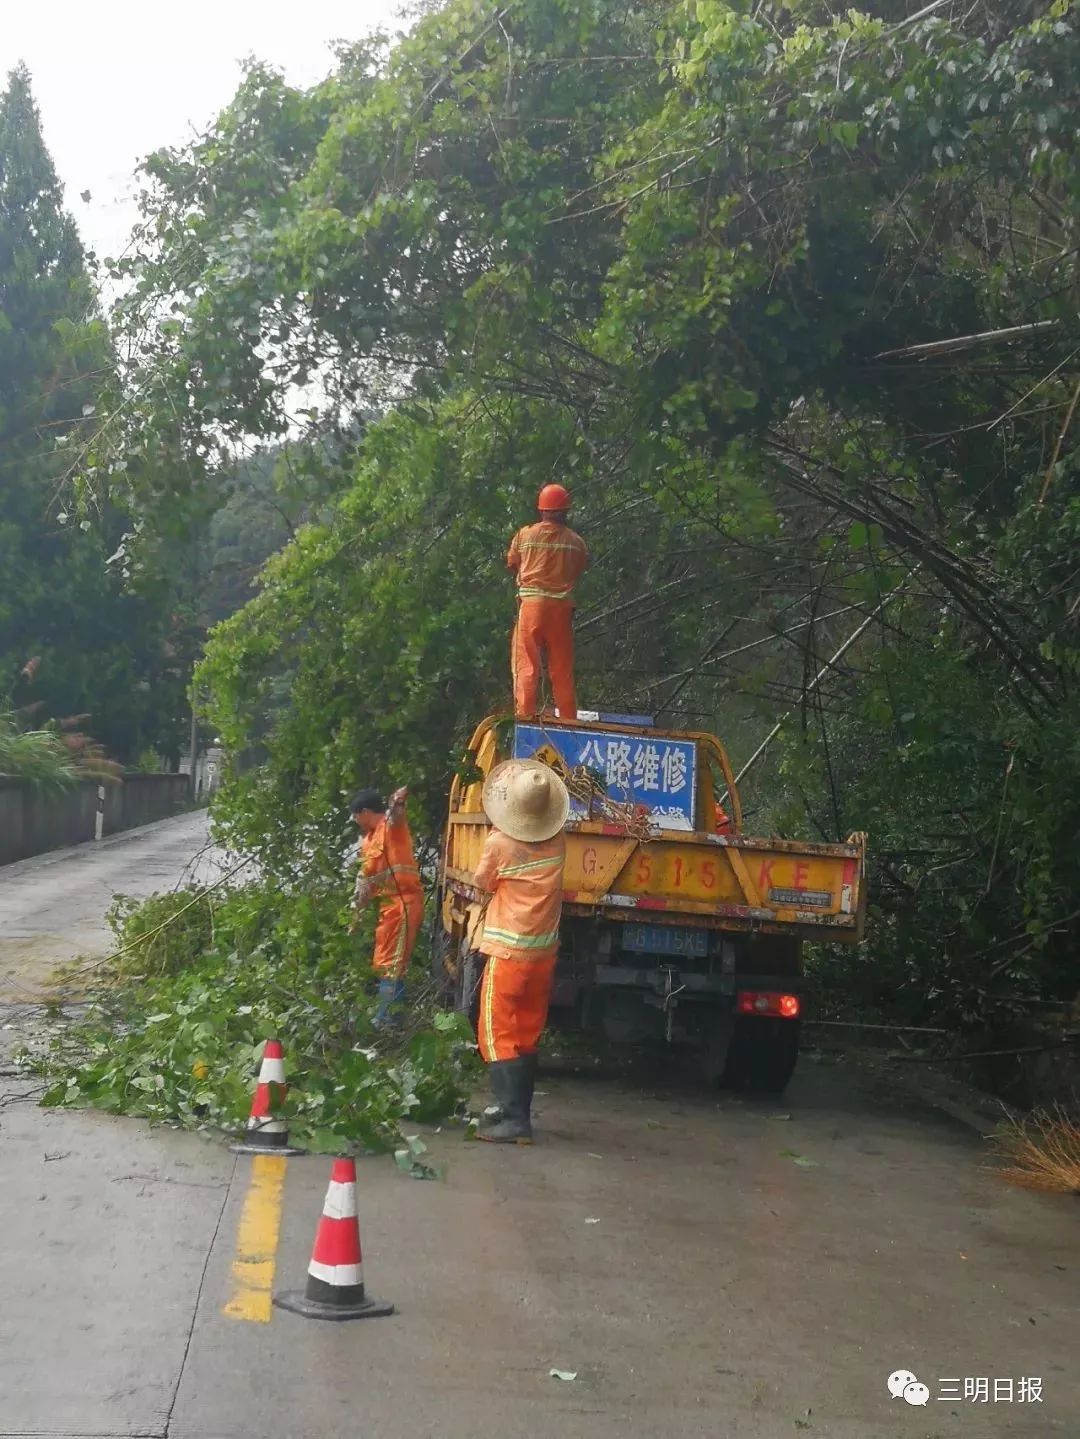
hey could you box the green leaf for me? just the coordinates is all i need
[780,1150,818,1168]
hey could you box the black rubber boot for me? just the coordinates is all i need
[480,1058,510,1124]
[478,1058,533,1144]
[483,1053,538,1124]
[521,1051,539,1111]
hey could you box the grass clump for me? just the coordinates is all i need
[989,1106,1080,1195]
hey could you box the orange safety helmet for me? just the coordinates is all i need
[537,483,572,512]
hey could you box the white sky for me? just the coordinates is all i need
[2,0,402,261]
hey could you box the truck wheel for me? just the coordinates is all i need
[721,1017,800,1095]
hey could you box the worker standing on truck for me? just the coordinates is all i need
[350,786,424,1029]
[471,759,570,1143]
[508,483,588,720]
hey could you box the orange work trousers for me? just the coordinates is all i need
[372,894,424,980]
[477,953,558,1062]
[512,599,577,719]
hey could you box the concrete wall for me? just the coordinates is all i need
[0,774,193,867]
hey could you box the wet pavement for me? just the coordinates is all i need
[0,818,1077,1438]
[0,809,228,998]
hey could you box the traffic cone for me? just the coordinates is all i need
[229,1039,306,1156]
[273,1157,394,1321]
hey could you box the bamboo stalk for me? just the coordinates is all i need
[731,577,916,786]
[875,319,1060,360]
[1037,375,1080,507]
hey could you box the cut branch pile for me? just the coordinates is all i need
[565,764,656,841]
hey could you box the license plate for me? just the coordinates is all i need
[622,924,709,958]
[770,887,832,908]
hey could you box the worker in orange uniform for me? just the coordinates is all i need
[350,785,424,1029]
[471,759,570,1143]
[507,483,588,720]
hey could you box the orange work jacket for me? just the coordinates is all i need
[360,813,422,904]
[474,828,567,962]
[507,521,588,603]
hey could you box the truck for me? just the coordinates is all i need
[436,713,867,1092]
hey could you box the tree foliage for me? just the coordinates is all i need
[75,0,1080,1025]
[0,66,188,761]
[38,881,477,1152]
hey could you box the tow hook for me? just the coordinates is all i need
[656,964,686,1043]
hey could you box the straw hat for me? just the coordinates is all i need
[482,759,570,843]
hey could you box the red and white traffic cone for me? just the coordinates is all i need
[230,1039,305,1156]
[273,1157,394,1321]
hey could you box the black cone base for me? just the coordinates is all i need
[229,1130,307,1156]
[273,1290,394,1322]
[229,1141,308,1155]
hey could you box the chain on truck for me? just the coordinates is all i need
[436,711,867,1093]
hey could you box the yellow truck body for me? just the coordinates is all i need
[438,714,867,1090]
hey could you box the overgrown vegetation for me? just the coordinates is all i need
[0,712,81,791]
[0,704,122,788]
[39,881,478,1152]
[27,0,1080,1087]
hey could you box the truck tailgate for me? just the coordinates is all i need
[561,827,866,940]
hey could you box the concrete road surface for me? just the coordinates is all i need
[0,818,1077,1439]
[0,810,229,998]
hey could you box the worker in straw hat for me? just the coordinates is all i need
[507,483,588,720]
[471,758,571,1143]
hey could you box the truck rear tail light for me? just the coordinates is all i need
[737,990,801,1019]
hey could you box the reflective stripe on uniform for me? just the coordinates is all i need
[369,863,421,895]
[516,541,585,553]
[393,914,408,969]
[517,585,574,600]
[500,855,564,878]
[483,925,560,950]
[482,956,499,1059]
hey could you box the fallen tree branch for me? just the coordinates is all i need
[55,855,254,985]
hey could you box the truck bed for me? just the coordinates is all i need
[443,716,867,945]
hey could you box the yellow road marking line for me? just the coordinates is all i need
[222,1154,287,1322]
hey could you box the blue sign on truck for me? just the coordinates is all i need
[513,723,697,831]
